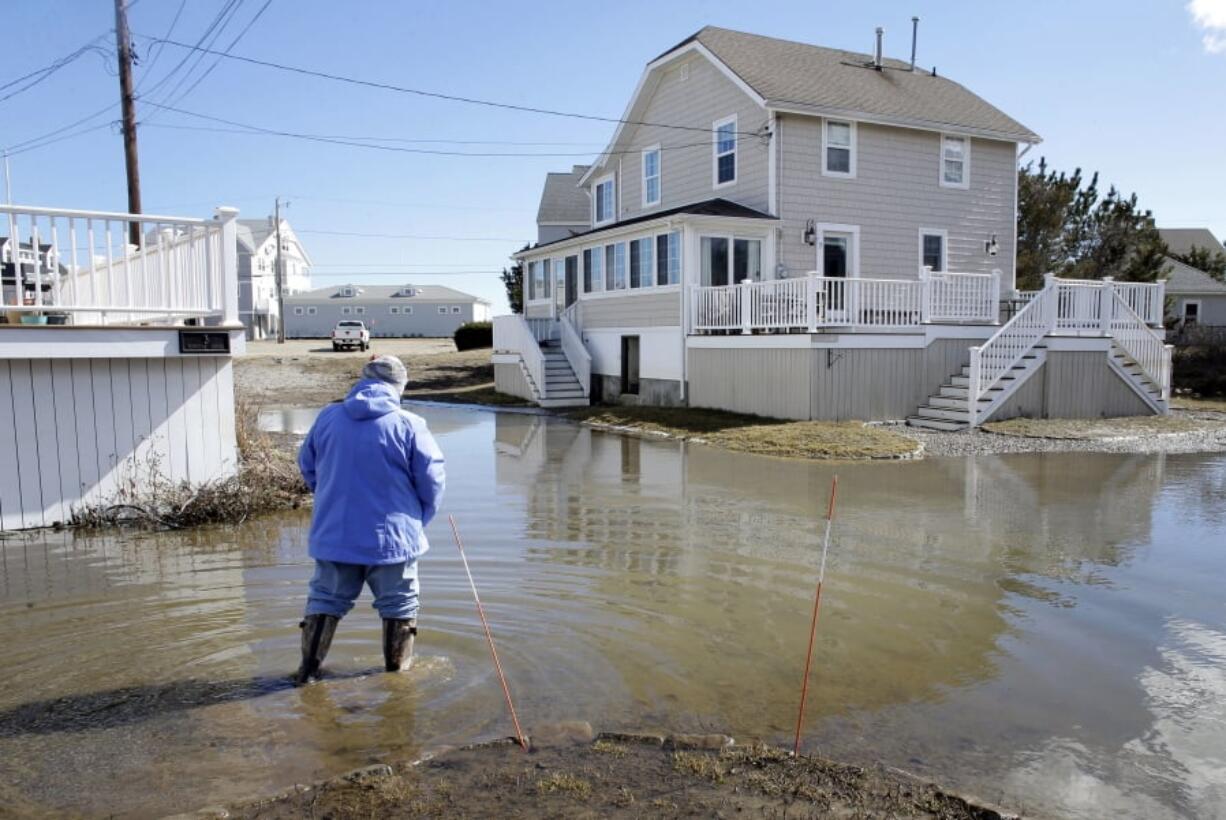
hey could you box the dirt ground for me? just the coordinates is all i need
[235,339,523,408]
[224,732,1012,820]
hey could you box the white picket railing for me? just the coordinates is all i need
[559,307,591,397]
[1109,292,1172,400]
[1,204,238,326]
[1053,279,1105,333]
[925,269,1000,323]
[492,314,546,399]
[968,283,1055,420]
[1113,281,1165,327]
[691,271,997,333]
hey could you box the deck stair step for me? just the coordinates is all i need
[905,414,968,432]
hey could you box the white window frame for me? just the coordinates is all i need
[1181,299,1202,324]
[815,223,862,279]
[712,114,737,189]
[642,145,661,207]
[293,306,304,315]
[451,306,462,314]
[821,119,857,178]
[339,286,355,297]
[593,173,616,226]
[354,306,366,315]
[918,228,949,273]
[403,305,413,315]
[438,305,448,314]
[341,306,352,315]
[940,134,970,189]
[307,306,317,315]
[389,305,400,314]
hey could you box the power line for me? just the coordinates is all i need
[141,105,739,158]
[138,35,766,137]
[137,0,189,81]
[297,228,528,242]
[0,35,111,104]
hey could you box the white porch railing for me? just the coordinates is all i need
[492,314,546,398]
[1,204,238,326]
[691,271,998,333]
[1109,292,1173,401]
[1113,280,1165,327]
[559,306,591,397]
[968,282,1055,416]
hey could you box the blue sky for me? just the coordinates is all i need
[3,1,1224,314]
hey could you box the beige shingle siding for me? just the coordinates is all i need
[691,27,1039,142]
[577,291,680,328]
[777,116,1016,282]
[607,55,770,222]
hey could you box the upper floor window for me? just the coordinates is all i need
[941,135,969,188]
[656,231,680,286]
[594,174,616,225]
[451,306,462,314]
[339,286,355,297]
[823,120,855,177]
[919,229,947,272]
[642,146,661,206]
[713,115,736,187]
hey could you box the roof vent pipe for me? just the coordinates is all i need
[874,27,884,69]
[910,16,919,71]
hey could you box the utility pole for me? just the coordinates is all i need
[113,0,142,246]
[274,197,286,343]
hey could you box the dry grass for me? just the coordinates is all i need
[72,401,310,529]
[534,772,592,798]
[983,415,1215,440]
[566,406,919,460]
[671,751,727,783]
[1172,396,1226,413]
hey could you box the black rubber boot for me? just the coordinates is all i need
[383,618,417,672]
[295,614,339,684]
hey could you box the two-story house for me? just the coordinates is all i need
[236,217,312,340]
[493,27,1172,428]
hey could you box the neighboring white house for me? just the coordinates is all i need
[1,203,245,530]
[283,283,490,338]
[236,217,312,341]
[493,26,1172,427]
[1158,229,1226,328]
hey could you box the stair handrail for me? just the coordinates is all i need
[498,314,546,400]
[558,305,591,398]
[1108,291,1171,401]
[967,276,1056,425]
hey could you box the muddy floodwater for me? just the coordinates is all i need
[2,406,1225,819]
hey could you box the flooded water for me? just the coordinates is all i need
[2,406,1225,819]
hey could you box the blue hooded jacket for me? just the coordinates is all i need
[298,379,446,565]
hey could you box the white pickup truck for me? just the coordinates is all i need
[331,320,370,352]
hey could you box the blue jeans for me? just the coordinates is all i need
[305,559,419,620]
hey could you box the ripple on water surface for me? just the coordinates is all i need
[1,406,1224,819]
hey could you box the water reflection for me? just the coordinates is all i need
[0,408,1222,820]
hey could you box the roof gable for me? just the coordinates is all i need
[1159,228,1224,257]
[1163,256,1226,295]
[537,165,591,224]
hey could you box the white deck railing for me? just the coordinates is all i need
[493,314,546,398]
[559,306,591,397]
[1113,281,1165,327]
[968,283,1055,417]
[1110,292,1173,400]
[691,271,998,333]
[1,204,238,326]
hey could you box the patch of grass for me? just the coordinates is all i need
[566,406,918,460]
[405,382,531,407]
[534,772,592,798]
[672,751,727,783]
[1173,396,1226,413]
[592,739,628,758]
[983,415,1215,440]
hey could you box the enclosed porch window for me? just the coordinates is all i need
[701,236,761,286]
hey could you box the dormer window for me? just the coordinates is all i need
[339,286,356,297]
[594,174,615,225]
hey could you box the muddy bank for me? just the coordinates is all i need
[215,729,1013,819]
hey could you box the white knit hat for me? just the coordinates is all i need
[362,354,408,394]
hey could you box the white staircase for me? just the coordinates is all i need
[908,347,1046,431]
[538,340,589,408]
[907,275,1171,431]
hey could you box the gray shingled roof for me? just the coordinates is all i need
[284,283,488,303]
[678,26,1039,142]
[1158,228,1224,257]
[1163,256,1226,295]
[537,165,591,224]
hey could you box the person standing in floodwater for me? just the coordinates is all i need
[294,354,446,684]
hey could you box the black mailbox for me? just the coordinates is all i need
[178,330,231,354]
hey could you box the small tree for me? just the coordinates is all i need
[501,260,524,313]
[1017,158,1167,289]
